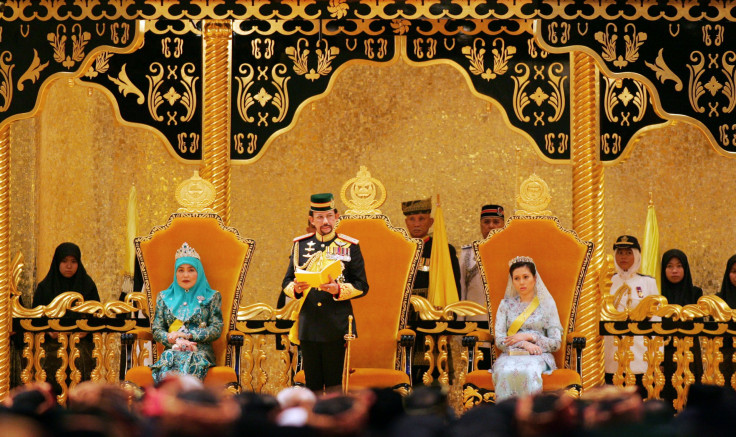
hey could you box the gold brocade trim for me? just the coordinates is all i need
[340,166,386,215]
[2,1,730,24]
[571,52,606,389]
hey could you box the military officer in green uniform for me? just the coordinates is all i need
[282,193,369,392]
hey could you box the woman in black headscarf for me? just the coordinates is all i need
[717,255,736,387]
[32,242,99,307]
[660,249,703,408]
[32,243,100,395]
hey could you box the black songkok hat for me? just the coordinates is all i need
[401,198,432,216]
[310,193,335,211]
[613,235,641,251]
[481,204,504,218]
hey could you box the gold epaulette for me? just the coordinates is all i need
[293,233,315,242]
[337,233,359,244]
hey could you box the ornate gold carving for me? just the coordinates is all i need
[339,166,387,215]
[56,333,70,405]
[672,336,694,411]
[21,333,34,384]
[603,77,648,126]
[13,292,144,319]
[642,336,664,400]
[437,335,449,386]
[612,336,635,387]
[688,51,707,114]
[515,173,552,214]
[201,19,232,224]
[47,24,91,69]
[278,335,293,388]
[175,171,217,213]
[84,51,112,79]
[34,333,47,383]
[409,295,486,321]
[255,335,268,392]
[461,38,516,81]
[422,334,435,385]
[242,335,254,391]
[0,52,13,112]
[512,62,567,125]
[285,38,339,81]
[601,294,736,322]
[237,299,298,321]
[328,0,349,19]
[462,385,494,409]
[702,336,725,386]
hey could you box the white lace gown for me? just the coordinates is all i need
[491,296,562,401]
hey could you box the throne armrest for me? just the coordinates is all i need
[122,328,153,343]
[227,330,245,346]
[462,330,493,373]
[567,331,586,378]
[397,329,416,381]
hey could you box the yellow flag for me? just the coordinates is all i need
[641,202,660,290]
[428,200,459,307]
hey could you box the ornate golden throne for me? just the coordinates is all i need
[122,173,255,389]
[463,175,593,408]
[293,167,420,393]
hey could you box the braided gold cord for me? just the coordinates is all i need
[201,20,232,225]
[0,125,10,400]
[571,53,606,389]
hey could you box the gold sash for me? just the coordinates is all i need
[507,296,540,336]
[612,283,632,309]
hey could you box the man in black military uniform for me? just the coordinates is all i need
[282,193,369,392]
[402,197,461,299]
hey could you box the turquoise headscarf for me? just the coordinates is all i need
[160,256,216,322]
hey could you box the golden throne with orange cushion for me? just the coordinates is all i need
[122,174,255,390]
[293,167,421,393]
[463,177,593,408]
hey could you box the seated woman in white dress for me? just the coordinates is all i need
[492,256,563,401]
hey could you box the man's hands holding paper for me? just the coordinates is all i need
[293,275,340,296]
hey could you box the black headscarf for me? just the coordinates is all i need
[32,242,99,307]
[660,249,702,306]
[717,255,736,309]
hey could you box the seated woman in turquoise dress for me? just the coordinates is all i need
[149,242,223,384]
[492,256,562,401]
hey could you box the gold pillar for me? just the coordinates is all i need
[200,20,232,224]
[0,125,9,399]
[571,53,606,388]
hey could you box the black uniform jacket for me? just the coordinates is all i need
[281,232,369,342]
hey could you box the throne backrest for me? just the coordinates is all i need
[475,216,593,369]
[135,213,255,366]
[335,216,421,370]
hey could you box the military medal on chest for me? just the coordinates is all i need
[325,244,351,262]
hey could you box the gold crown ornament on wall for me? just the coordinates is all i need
[340,166,386,215]
[176,171,216,213]
[515,173,552,215]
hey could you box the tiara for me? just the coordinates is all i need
[508,256,534,266]
[175,242,200,260]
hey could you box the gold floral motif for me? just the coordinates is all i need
[0,51,14,112]
[701,337,725,386]
[146,62,166,121]
[462,38,516,81]
[327,0,349,19]
[270,64,290,123]
[340,166,386,215]
[512,62,531,122]
[84,51,111,79]
[178,63,199,123]
[17,49,49,91]
[545,62,566,123]
[108,63,145,104]
[645,48,684,91]
[687,51,707,114]
[235,63,256,123]
[285,38,339,82]
[594,23,647,69]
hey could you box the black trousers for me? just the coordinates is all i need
[301,340,346,392]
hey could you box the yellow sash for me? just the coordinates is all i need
[507,296,539,336]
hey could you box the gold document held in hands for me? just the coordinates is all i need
[295,259,343,288]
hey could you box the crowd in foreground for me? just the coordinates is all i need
[2,376,736,437]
